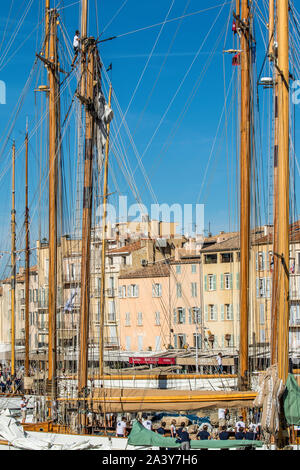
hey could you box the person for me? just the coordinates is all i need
[170,419,177,438]
[235,426,245,440]
[178,426,190,450]
[235,416,246,431]
[20,396,29,423]
[219,425,230,440]
[176,421,186,439]
[156,421,166,435]
[116,416,127,437]
[142,416,152,431]
[218,408,227,427]
[245,426,256,441]
[216,353,223,374]
[71,30,80,67]
[197,424,210,440]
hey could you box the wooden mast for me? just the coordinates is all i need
[276,0,289,382]
[238,0,251,390]
[47,8,59,404]
[269,0,280,365]
[11,141,16,377]
[25,123,30,377]
[78,0,96,395]
[99,84,112,379]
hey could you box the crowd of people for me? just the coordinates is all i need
[114,411,262,449]
[0,365,24,394]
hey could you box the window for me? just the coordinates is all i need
[191,264,197,274]
[225,304,233,320]
[137,335,143,351]
[221,253,233,263]
[256,278,266,298]
[152,283,162,298]
[209,304,217,321]
[176,283,182,298]
[155,336,161,351]
[204,254,217,264]
[108,301,116,322]
[257,252,265,271]
[125,312,130,326]
[119,285,126,298]
[125,336,131,350]
[260,329,266,343]
[137,312,143,326]
[191,282,197,297]
[177,308,185,324]
[128,284,139,298]
[224,273,232,290]
[176,265,181,274]
[193,334,202,349]
[208,274,216,291]
[190,307,201,324]
[155,311,160,326]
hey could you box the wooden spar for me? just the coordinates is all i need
[236,0,240,18]
[45,0,50,60]
[47,9,59,402]
[277,0,290,382]
[11,141,16,377]
[270,0,279,365]
[99,84,112,379]
[238,0,251,390]
[81,0,88,41]
[78,41,95,395]
[25,124,30,377]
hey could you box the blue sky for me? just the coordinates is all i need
[0,0,299,275]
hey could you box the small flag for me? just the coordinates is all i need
[232,53,241,66]
[270,256,274,272]
[232,21,237,33]
[106,63,112,72]
[290,261,295,274]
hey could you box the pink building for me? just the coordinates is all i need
[118,256,203,353]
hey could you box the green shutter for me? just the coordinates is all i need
[204,275,207,291]
[205,305,208,321]
[230,304,233,320]
[220,274,224,290]
[213,275,216,291]
[236,272,239,290]
[230,274,233,289]
[173,309,177,324]
[221,305,224,321]
[189,308,192,324]
[182,308,186,324]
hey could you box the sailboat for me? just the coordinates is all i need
[0,0,299,451]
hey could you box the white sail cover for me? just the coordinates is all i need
[0,410,102,450]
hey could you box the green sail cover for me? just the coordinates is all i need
[127,421,263,449]
[283,374,300,425]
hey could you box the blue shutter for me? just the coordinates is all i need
[182,308,186,324]
[173,309,177,324]
[174,335,178,349]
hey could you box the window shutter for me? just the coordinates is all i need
[230,274,233,289]
[256,278,259,298]
[213,275,217,291]
[221,304,224,321]
[205,305,208,322]
[260,304,265,325]
[189,308,192,324]
[256,253,258,271]
[220,274,224,290]
[136,285,139,297]
[230,304,233,320]
[214,305,218,321]
[174,335,178,349]
[266,278,271,298]
[182,308,186,324]
[236,272,239,290]
[173,309,177,325]
[204,275,208,291]
[183,334,187,346]
[262,252,265,270]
